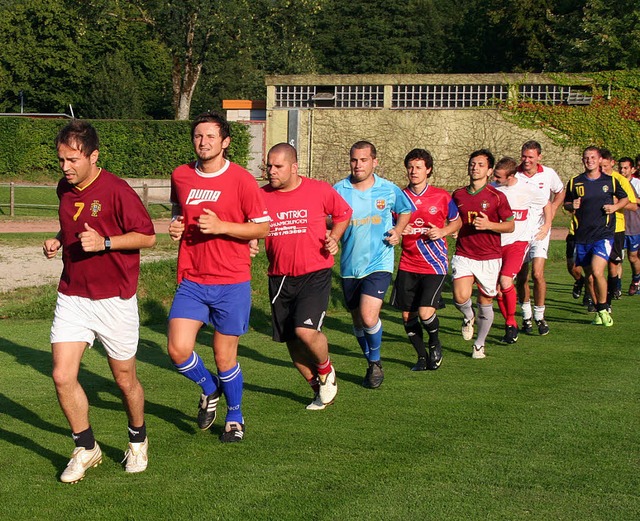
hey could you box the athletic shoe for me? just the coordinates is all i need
[591,312,603,325]
[522,318,533,335]
[305,393,327,411]
[461,317,475,341]
[586,299,596,313]
[629,282,639,296]
[612,289,622,300]
[501,325,519,344]
[318,365,337,405]
[122,438,148,473]
[60,443,102,483]
[197,387,221,430]
[599,310,613,327]
[536,319,550,336]
[219,422,245,443]
[572,278,584,299]
[363,361,384,389]
[411,357,428,371]
[427,341,442,370]
[471,344,486,359]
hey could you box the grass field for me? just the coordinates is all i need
[0,240,638,520]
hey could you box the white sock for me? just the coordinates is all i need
[521,301,532,320]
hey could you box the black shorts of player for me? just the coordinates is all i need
[608,231,625,264]
[341,271,392,311]
[390,270,447,312]
[268,268,332,343]
[566,233,575,260]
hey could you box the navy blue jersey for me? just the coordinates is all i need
[565,172,628,243]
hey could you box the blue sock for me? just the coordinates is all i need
[174,352,218,395]
[353,326,370,360]
[219,363,244,424]
[364,320,383,362]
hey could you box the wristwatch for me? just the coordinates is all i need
[104,236,111,251]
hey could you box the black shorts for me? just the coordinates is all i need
[341,271,392,311]
[566,233,575,261]
[608,231,625,264]
[268,268,332,343]
[390,270,446,312]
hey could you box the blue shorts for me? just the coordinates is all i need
[574,239,613,268]
[168,279,251,336]
[624,234,640,253]
[341,271,392,311]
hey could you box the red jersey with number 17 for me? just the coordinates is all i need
[452,183,513,261]
[262,176,352,276]
[171,160,270,284]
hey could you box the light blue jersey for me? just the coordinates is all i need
[334,174,413,279]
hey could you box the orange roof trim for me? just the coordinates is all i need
[222,100,266,110]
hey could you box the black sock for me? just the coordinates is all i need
[72,426,96,450]
[422,314,440,346]
[128,423,147,443]
[404,317,427,358]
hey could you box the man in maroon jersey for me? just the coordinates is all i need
[43,120,156,482]
[167,112,269,442]
[451,149,514,359]
[256,143,352,410]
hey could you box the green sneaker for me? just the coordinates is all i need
[599,310,613,327]
[591,313,603,325]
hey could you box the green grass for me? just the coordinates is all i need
[0,242,638,520]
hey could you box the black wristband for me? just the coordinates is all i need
[104,236,111,251]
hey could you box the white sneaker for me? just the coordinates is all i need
[461,317,475,341]
[305,393,327,411]
[60,443,102,483]
[471,344,486,359]
[122,438,148,473]
[318,365,338,405]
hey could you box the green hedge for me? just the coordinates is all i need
[0,118,251,180]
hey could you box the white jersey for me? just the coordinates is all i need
[493,178,548,246]
[515,164,564,231]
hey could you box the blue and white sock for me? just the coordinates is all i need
[364,320,383,362]
[174,352,218,395]
[219,363,244,424]
[353,326,370,360]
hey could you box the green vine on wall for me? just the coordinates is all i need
[503,70,640,157]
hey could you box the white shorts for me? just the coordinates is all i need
[50,293,139,361]
[451,255,501,297]
[526,232,550,261]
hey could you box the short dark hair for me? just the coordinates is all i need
[522,140,542,155]
[350,141,377,159]
[494,156,517,176]
[583,145,601,157]
[618,156,634,167]
[599,148,614,161]
[54,120,99,157]
[404,148,434,177]
[469,149,495,169]
[268,142,298,163]
[191,111,231,141]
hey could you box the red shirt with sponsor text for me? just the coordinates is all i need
[262,176,352,276]
[452,183,513,260]
[56,169,155,299]
[171,161,269,284]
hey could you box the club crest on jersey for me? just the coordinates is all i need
[428,205,438,215]
[90,200,102,217]
[186,189,222,205]
[481,200,490,211]
[602,186,609,193]
[376,199,386,210]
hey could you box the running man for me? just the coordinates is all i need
[492,157,551,344]
[390,148,461,370]
[451,149,514,359]
[44,120,156,482]
[618,156,640,295]
[167,111,270,442]
[514,141,565,335]
[259,143,352,410]
[334,141,413,388]
[564,146,629,326]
